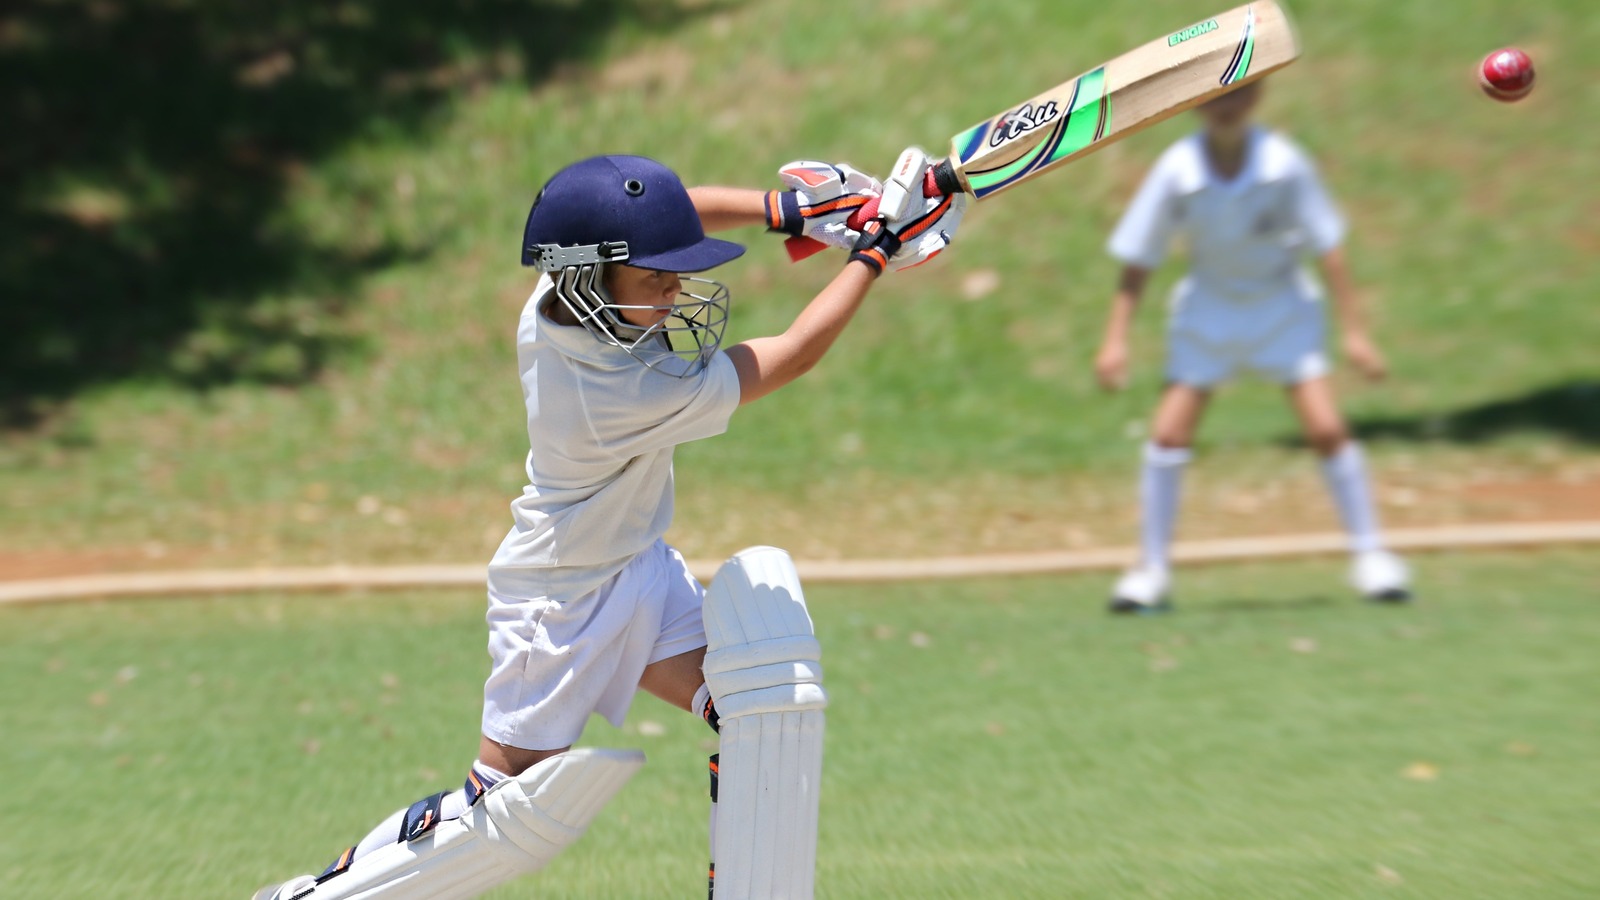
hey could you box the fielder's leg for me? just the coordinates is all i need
[702,546,827,900]
[1112,385,1208,614]
[256,748,643,900]
[1288,377,1412,602]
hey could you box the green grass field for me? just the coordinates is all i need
[5,2,1598,897]
[4,550,1597,898]
[4,0,1597,571]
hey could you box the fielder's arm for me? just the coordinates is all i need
[1095,264,1151,391]
[1318,247,1387,381]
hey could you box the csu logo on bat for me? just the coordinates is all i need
[990,101,1061,148]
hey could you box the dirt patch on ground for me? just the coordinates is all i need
[0,545,208,581]
[2,474,1594,583]
[1454,478,1600,522]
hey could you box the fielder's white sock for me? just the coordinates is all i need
[1139,442,1191,572]
[1321,441,1384,554]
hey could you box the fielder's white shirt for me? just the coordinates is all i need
[1108,127,1344,300]
[487,276,741,600]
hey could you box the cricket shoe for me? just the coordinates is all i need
[251,875,315,900]
[1351,550,1411,603]
[1109,566,1172,614]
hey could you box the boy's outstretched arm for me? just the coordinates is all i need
[1095,264,1150,391]
[1319,246,1387,381]
[691,161,883,246]
[725,261,878,404]
[687,186,768,233]
[725,186,966,405]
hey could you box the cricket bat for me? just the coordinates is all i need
[870,1,1301,224]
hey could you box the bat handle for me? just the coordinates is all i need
[920,166,943,198]
[927,158,964,197]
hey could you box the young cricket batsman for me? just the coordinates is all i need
[1094,81,1411,613]
[254,154,963,899]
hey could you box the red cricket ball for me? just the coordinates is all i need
[1478,47,1535,103]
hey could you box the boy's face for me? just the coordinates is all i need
[1196,82,1261,136]
[604,264,684,328]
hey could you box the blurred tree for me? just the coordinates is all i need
[0,0,707,426]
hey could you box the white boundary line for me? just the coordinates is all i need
[2,520,1597,607]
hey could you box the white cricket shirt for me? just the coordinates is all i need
[487,276,742,600]
[1108,127,1344,301]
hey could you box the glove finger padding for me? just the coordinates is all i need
[775,161,881,200]
[849,190,967,274]
[767,161,884,251]
[889,189,966,271]
[877,147,932,224]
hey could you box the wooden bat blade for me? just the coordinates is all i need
[944,1,1300,200]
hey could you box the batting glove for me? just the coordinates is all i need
[848,184,966,275]
[765,161,883,253]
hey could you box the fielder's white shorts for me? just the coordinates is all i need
[481,539,708,750]
[1165,278,1328,388]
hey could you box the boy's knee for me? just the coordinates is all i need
[1149,428,1194,450]
[1305,424,1348,456]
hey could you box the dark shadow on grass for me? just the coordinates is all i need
[0,0,719,428]
[1277,379,1600,450]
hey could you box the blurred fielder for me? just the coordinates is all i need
[254,154,963,899]
[1094,81,1410,613]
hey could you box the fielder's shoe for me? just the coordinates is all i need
[1351,550,1411,603]
[252,875,315,900]
[1109,566,1172,614]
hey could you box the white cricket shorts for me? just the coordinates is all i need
[481,539,708,750]
[1165,278,1328,388]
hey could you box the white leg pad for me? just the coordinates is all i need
[301,748,644,900]
[703,546,827,900]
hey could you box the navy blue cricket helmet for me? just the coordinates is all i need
[519,155,741,377]
[521,155,744,272]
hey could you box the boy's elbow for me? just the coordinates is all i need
[789,354,822,380]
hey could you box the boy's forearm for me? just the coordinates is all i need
[780,262,877,362]
[688,186,770,233]
[1103,266,1149,343]
[1102,294,1136,345]
[727,262,876,404]
[1319,246,1365,332]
